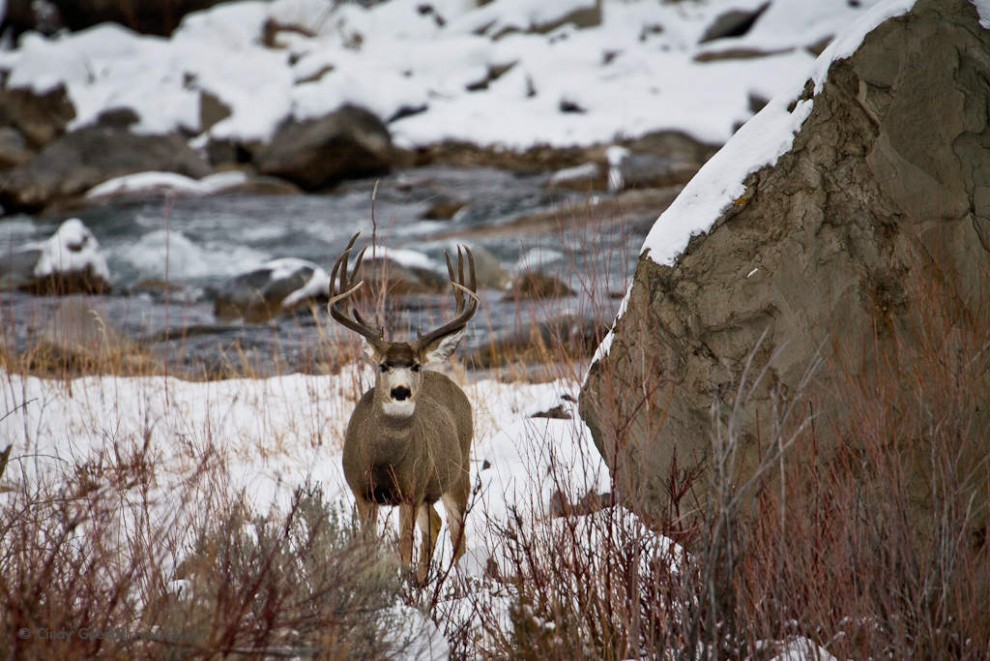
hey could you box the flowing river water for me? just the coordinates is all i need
[2,165,667,377]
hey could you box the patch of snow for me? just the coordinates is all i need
[706,0,876,54]
[513,247,565,272]
[606,145,630,193]
[85,171,249,199]
[30,218,111,281]
[811,0,915,93]
[639,93,812,266]
[367,245,437,272]
[262,257,332,308]
[548,162,599,186]
[173,1,270,50]
[767,636,839,661]
[387,603,452,661]
[975,0,990,29]
[447,0,598,35]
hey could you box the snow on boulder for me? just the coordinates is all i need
[81,170,299,204]
[85,171,249,200]
[213,257,330,323]
[0,218,112,294]
[580,0,990,532]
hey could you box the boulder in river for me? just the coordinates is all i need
[255,104,394,191]
[503,272,575,301]
[214,258,330,323]
[50,0,233,36]
[1,218,111,295]
[0,126,212,212]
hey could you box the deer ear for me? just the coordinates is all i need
[363,338,384,362]
[421,329,466,365]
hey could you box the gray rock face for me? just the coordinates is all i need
[579,0,990,527]
[0,126,211,212]
[256,105,394,191]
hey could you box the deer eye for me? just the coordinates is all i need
[411,363,421,373]
[379,363,390,373]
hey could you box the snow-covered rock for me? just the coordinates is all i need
[85,170,249,200]
[213,257,331,323]
[0,218,111,294]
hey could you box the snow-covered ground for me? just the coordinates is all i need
[0,364,611,576]
[0,0,889,149]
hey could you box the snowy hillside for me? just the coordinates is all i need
[0,0,889,150]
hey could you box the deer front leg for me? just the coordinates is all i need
[354,497,378,539]
[398,503,416,572]
[416,503,442,585]
[442,486,469,563]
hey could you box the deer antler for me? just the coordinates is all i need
[412,245,479,351]
[328,233,387,352]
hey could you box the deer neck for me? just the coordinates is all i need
[373,397,419,433]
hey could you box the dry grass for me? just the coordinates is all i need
[0,444,404,659]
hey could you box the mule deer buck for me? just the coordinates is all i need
[329,233,478,583]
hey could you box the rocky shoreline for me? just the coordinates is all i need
[0,73,716,217]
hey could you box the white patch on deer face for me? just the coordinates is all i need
[378,364,420,418]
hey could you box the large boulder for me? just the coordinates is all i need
[214,258,330,323]
[0,126,211,212]
[580,0,990,528]
[49,0,233,36]
[0,85,76,148]
[255,105,394,191]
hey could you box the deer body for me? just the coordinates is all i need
[343,369,472,508]
[330,234,479,584]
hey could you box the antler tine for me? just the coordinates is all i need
[444,249,465,315]
[464,244,476,294]
[328,233,386,349]
[413,244,479,351]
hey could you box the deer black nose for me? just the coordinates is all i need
[390,386,412,401]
